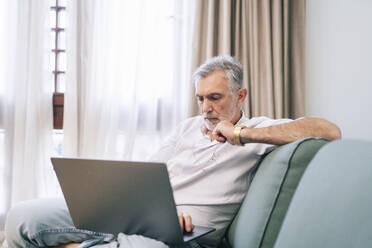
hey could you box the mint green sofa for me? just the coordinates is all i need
[223,138,372,248]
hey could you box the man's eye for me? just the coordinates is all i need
[209,95,221,101]
[197,97,204,102]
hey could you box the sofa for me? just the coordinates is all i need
[221,138,372,248]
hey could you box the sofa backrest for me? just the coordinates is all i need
[273,139,372,248]
[225,138,329,248]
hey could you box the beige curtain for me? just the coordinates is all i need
[189,0,305,119]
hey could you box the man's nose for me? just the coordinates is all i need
[201,99,213,113]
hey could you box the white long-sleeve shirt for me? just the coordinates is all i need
[150,114,292,247]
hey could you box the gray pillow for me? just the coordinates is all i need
[226,138,329,248]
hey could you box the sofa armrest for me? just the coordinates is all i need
[274,139,372,248]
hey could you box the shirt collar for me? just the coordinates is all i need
[236,111,249,125]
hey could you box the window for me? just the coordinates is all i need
[50,0,66,129]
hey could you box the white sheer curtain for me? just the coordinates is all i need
[0,0,56,233]
[0,0,195,238]
[63,0,195,160]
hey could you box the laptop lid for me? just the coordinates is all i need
[51,157,214,245]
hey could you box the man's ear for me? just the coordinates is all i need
[236,88,248,106]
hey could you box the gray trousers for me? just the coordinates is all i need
[4,198,199,248]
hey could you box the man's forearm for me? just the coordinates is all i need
[54,243,80,248]
[240,117,342,145]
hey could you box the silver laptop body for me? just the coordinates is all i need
[51,157,214,245]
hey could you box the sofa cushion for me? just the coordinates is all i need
[273,139,372,248]
[226,138,329,248]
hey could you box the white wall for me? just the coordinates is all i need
[306,0,372,140]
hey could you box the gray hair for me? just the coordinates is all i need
[193,55,243,93]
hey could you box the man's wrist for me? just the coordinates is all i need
[233,125,246,146]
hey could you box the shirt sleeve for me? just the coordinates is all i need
[148,126,180,163]
[254,117,293,128]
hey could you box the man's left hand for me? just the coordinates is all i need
[178,212,194,233]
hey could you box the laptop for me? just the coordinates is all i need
[51,157,215,245]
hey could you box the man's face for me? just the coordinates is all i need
[195,70,241,131]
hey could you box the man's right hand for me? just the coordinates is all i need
[211,120,235,144]
[178,212,194,233]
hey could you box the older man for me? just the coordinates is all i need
[5,56,341,248]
